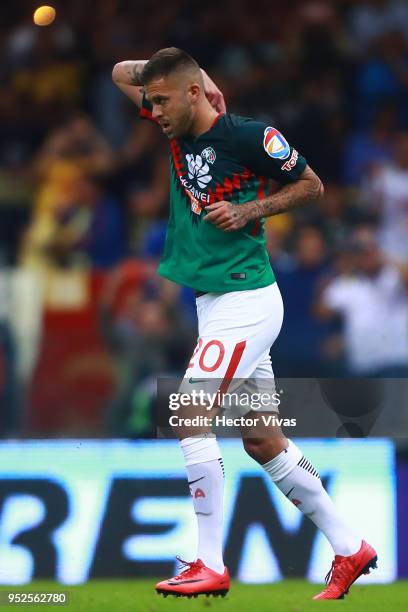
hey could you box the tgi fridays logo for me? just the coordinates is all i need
[281,149,298,171]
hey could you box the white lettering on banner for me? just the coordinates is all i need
[0,440,396,585]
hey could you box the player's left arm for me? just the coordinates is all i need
[204,121,323,231]
[254,164,323,217]
[205,165,323,231]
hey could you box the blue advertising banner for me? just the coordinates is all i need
[0,439,396,584]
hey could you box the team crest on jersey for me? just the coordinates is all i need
[201,146,216,164]
[263,127,290,160]
[186,153,213,189]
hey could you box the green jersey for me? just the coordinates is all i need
[140,99,307,293]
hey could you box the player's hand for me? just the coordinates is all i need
[201,69,226,114]
[204,200,254,231]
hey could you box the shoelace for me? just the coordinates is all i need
[173,556,200,580]
[324,558,351,589]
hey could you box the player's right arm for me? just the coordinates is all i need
[112,61,226,113]
[112,60,148,108]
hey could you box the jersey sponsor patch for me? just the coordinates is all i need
[186,153,213,189]
[185,189,203,215]
[281,148,299,171]
[263,127,290,160]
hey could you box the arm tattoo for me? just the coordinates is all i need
[123,61,145,85]
[252,173,323,219]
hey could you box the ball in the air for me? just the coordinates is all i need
[33,6,56,26]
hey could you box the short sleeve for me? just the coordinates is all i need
[235,120,307,182]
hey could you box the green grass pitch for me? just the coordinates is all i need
[0,580,407,611]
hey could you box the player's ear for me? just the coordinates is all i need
[188,83,201,105]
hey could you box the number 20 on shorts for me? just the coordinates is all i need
[188,338,246,374]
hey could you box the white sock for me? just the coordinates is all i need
[262,440,362,557]
[180,435,225,574]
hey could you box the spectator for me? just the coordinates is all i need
[317,226,408,376]
[38,175,125,269]
[348,0,408,53]
[354,31,408,125]
[311,183,363,247]
[21,114,114,269]
[140,219,197,324]
[343,102,396,185]
[366,131,408,263]
[265,217,296,274]
[99,263,195,435]
[273,226,330,377]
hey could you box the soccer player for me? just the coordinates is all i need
[112,48,377,600]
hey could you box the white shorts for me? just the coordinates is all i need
[180,282,284,416]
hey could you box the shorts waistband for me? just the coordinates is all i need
[194,290,208,298]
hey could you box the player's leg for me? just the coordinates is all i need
[155,428,230,598]
[156,385,229,596]
[181,284,284,564]
[180,432,225,575]
[243,433,377,599]
[241,353,377,600]
[157,377,229,597]
[156,284,283,597]
[243,434,363,557]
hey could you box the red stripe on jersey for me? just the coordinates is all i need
[251,219,260,236]
[215,183,225,201]
[210,113,225,129]
[210,168,265,212]
[241,167,254,181]
[239,167,258,200]
[139,107,160,124]
[215,168,257,202]
[232,173,241,191]
[170,139,184,175]
[257,176,267,200]
[223,176,233,195]
[218,340,247,395]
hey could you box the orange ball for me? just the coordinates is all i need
[33,6,56,27]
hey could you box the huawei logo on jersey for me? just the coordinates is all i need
[194,488,206,499]
[186,154,213,189]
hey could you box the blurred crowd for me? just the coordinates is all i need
[1,0,408,436]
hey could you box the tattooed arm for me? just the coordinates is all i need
[204,166,324,232]
[113,60,226,113]
[112,60,148,108]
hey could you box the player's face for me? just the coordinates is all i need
[145,75,197,139]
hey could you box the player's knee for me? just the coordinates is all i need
[242,438,270,464]
[242,437,287,464]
